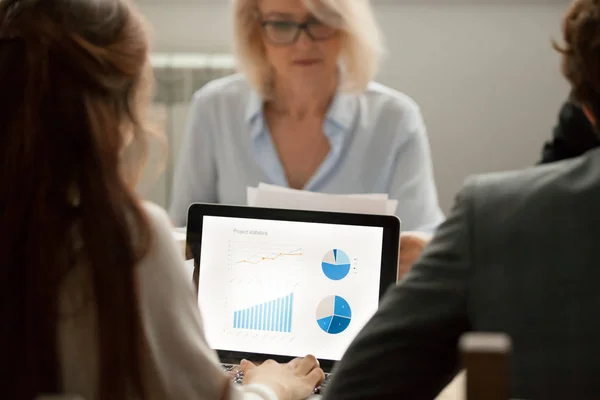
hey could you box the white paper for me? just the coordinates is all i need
[247,183,397,216]
[386,200,398,215]
[247,186,258,206]
[257,182,390,200]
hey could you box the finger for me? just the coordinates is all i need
[239,359,256,372]
[294,354,320,376]
[399,249,418,260]
[287,357,303,369]
[304,367,326,387]
[399,251,419,264]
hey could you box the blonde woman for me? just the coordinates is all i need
[169,0,444,240]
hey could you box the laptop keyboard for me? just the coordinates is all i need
[221,364,331,394]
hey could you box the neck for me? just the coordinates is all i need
[269,73,338,120]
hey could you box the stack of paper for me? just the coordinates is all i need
[247,183,397,216]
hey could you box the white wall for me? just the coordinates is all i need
[138,2,570,212]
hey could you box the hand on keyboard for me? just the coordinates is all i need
[232,355,325,400]
[222,363,330,394]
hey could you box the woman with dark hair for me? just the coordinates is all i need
[0,0,323,399]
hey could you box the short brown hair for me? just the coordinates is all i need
[554,0,600,118]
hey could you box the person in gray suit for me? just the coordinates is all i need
[322,1,600,399]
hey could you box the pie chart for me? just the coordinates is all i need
[316,295,352,334]
[321,249,351,280]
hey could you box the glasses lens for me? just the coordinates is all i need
[263,21,299,44]
[306,20,336,40]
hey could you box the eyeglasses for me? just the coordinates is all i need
[259,17,337,46]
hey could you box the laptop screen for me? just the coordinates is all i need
[197,215,384,363]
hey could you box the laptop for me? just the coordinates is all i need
[186,203,400,395]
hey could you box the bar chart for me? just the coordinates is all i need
[233,293,294,333]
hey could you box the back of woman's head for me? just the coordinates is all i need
[555,0,600,125]
[0,0,153,398]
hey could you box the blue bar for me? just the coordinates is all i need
[275,300,279,331]
[264,303,268,330]
[265,303,269,330]
[233,294,295,332]
[274,299,278,332]
[271,301,275,330]
[277,298,283,332]
[284,295,290,333]
[258,304,262,330]
[288,293,294,332]
[280,297,285,332]
[282,296,286,332]
[285,296,289,332]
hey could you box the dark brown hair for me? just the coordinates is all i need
[0,0,153,398]
[554,0,600,121]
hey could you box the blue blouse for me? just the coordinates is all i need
[169,74,444,232]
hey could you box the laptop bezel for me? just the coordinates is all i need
[186,202,401,372]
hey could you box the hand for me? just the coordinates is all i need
[241,355,324,400]
[398,231,433,280]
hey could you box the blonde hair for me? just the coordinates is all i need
[232,0,384,97]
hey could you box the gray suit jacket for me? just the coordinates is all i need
[323,149,600,400]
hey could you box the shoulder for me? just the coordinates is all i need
[461,152,597,218]
[138,202,187,281]
[191,73,254,107]
[142,201,173,238]
[362,82,422,121]
[355,82,425,147]
[359,82,424,139]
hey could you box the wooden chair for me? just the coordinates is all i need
[459,332,512,400]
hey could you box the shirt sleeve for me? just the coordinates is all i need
[322,179,473,400]
[388,105,445,233]
[168,89,219,226]
[137,202,278,400]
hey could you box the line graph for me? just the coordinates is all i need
[226,241,304,291]
[229,242,304,268]
[235,248,303,265]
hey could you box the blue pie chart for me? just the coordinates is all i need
[322,249,351,280]
[316,295,352,334]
